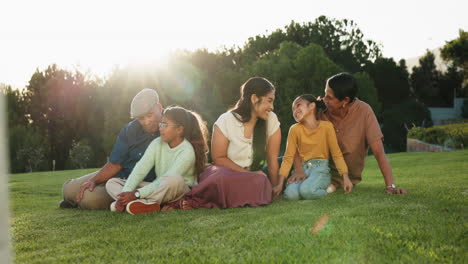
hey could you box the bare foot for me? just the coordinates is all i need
[180,199,193,210]
[161,205,175,212]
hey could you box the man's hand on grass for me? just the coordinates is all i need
[75,180,96,204]
[117,192,137,205]
[385,187,407,195]
[342,174,353,194]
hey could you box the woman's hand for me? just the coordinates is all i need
[342,174,353,194]
[117,192,137,206]
[287,171,306,184]
[272,181,284,198]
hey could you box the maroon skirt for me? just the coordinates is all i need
[184,165,272,209]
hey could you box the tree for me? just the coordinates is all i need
[1,84,48,172]
[1,84,28,127]
[439,65,462,102]
[182,49,243,124]
[23,65,101,170]
[241,16,382,73]
[9,125,48,172]
[68,139,93,169]
[364,57,435,152]
[354,72,381,114]
[410,50,444,107]
[382,98,432,152]
[366,57,412,109]
[441,29,468,96]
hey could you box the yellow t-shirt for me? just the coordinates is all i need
[279,121,348,178]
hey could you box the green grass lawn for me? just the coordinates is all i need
[9,150,468,263]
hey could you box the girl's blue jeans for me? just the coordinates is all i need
[284,159,330,200]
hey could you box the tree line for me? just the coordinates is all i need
[3,16,466,173]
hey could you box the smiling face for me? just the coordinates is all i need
[323,84,345,112]
[251,91,275,120]
[137,104,163,134]
[292,98,315,123]
[158,116,183,143]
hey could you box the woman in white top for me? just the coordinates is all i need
[162,77,282,210]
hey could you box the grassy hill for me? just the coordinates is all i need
[9,150,468,263]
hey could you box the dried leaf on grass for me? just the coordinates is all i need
[311,214,329,235]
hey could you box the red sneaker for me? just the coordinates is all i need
[126,200,160,215]
[110,201,125,212]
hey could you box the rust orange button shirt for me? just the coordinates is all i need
[320,99,383,184]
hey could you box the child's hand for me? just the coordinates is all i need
[272,183,283,198]
[117,191,137,205]
[343,174,353,194]
[288,171,306,184]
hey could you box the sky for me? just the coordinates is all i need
[1,0,467,89]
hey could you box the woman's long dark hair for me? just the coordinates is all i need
[230,77,275,170]
[163,106,209,179]
[294,94,327,119]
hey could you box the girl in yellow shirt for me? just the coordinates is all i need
[278,94,352,199]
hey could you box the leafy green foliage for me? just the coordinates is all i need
[366,57,412,109]
[9,125,48,172]
[363,56,433,152]
[439,65,463,99]
[1,84,28,127]
[441,30,468,69]
[409,50,461,108]
[382,99,433,152]
[8,15,460,173]
[242,16,382,73]
[23,65,102,170]
[441,29,468,95]
[408,123,468,149]
[68,140,94,169]
[354,72,381,114]
[410,51,444,107]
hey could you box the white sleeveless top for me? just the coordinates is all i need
[214,111,280,168]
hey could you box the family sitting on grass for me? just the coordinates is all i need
[60,72,406,215]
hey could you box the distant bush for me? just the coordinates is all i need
[441,118,468,125]
[381,98,432,153]
[462,99,468,118]
[68,140,94,169]
[408,123,468,149]
[9,125,48,173]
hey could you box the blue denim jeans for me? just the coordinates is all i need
[284,159,330,200]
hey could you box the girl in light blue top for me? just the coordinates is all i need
[106,106,209,215]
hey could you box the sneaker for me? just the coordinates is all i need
[326,184,337,194]
[59,200,76,209]
[110,201,125,212]
[126,200,160,215]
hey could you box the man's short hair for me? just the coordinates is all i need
[130,88,160,119]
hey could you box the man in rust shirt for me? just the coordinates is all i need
[292,73,406,194]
